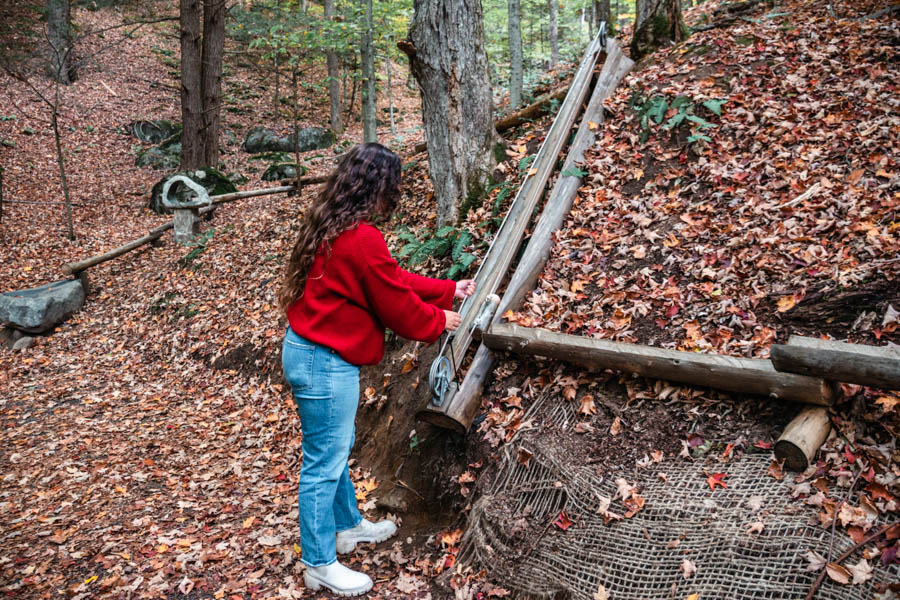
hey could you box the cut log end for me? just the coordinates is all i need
[775,406,832,472]
[415,407,468,434]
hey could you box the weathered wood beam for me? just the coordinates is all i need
[775,406,832,472]
[418,38,633,433]
[771,335,900,390]
[416,30,606,431]
[482,323,834,406]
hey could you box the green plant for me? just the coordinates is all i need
[395,226,477,279]
[180,228,215,268]
[628,90,726,146]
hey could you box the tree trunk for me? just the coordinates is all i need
[200,0,225,167]
[46,0,73,84]
[508,0,523,109]
[324,0,343,133]
[595,0,611,29]
[180,0,204,170]
[401,0,499,226]
[548,0,559,67]
[631,0,687,60]
[51,86,75,240]
[360,0,377,142]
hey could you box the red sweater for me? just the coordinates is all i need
[287,223,456,366]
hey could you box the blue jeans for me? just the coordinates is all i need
[282,329,363,567]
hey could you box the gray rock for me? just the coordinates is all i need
[0,280,85,333]
[1,326,23,348]
[243,126,335,154]
[149,168,237,215]
[129,120,181,144]
[12,336,34,351]
[135,134,182,171]
[262,163,306,182]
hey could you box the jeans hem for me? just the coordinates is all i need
[335,516,364,533]
[301,556,337,568]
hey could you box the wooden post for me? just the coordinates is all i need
[172,207,200,245]
[774,406,832,471]
[482,323,834,406]
[771,336,900,390]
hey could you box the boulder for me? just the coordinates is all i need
[129,120,181,144]
[12,336,34,351]
[243,126,335,154]
[149,168,237,215]
[136,134,182,171]
[262,163,306,182]
[0,280,85,333]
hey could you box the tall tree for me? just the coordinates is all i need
[594,0,611,31]
[360,0,377,142]
[548,0,559,67]
[508,0,523,109]
[46,0,73,83]
[180,0,226,170]
[631,0,686,60]
[401,0,499,226]
[324,0,343,133]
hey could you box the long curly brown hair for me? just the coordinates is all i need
[278,142,402,314]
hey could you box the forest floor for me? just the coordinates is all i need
[1,0,899,599]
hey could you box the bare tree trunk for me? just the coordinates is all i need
[46,0,73,84]
[360,0,377,142]
[631,0,686,60]
[51,83,75,240]
[180,0,204,169]
[508,0,523,109]
[401,0,499,226]
[324,0,343,133]
[200,0,225,167]
[548,0,559,67]
[385,49,395,136]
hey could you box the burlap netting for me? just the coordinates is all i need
[459,397,898,599]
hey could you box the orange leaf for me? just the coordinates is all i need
[776,295,796,312]
[554,510,573,531]
[579,395,597,416]
[707,473,728,491]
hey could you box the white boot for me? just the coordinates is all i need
[304,560,373,596]
[336,518,398,554]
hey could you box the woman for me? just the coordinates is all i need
[279,142,475,596]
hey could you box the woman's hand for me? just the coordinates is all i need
[454,279,476,299]
[443,310,462,332]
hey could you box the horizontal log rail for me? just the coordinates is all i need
[482,323,834,406]
[771,335,900,390]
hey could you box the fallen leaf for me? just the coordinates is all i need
[767,459,784,481]
[593,583,610,600]
[847,558,873,585]
[746,522,764,534]
[517,448,533,467]
[825,562,851,584]
[554,510,573,531]
[806,550,827,571]
[681,558,697,579]
[707,472,727,491]
[776,295,796,312]
[579,395,597,416]
[609,416,622,436]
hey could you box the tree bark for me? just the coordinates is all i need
[46,0,73,84]
[324,0,343,133]
[631,0,687,60]
[180,0,204,169]
[360,0,377,142]
[595,0,611,30]
[548,0,559,67]
[402,0,499,226]
[508,0,523,109]
[771,336,900,390]
[200,0,225,167]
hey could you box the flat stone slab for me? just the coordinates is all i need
[0,280,85,333]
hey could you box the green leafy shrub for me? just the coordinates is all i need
[628,91,726,146]
[395,226,478,280]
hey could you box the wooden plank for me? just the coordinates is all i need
[482,323,834,406]
[771,335,900,390]
[775,406,832,472]
[417,31,604,429]
[418,38,634,432]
